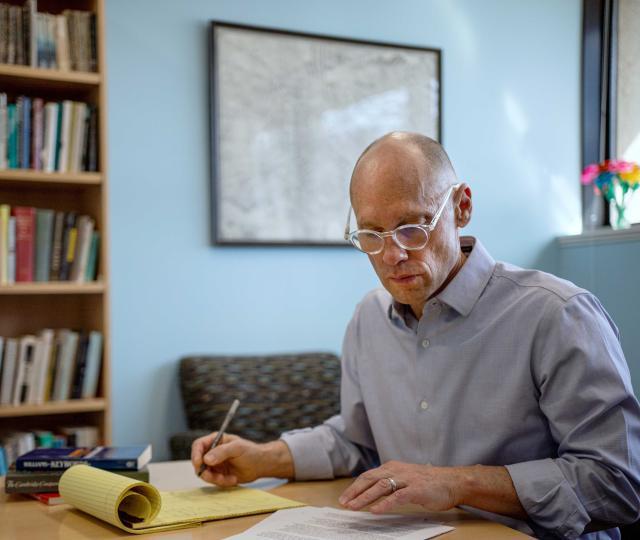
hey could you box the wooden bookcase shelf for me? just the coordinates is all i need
[0,282,106,295]
[0,63,101,88]
[0,170,103,186]
[0,398,107,418]
[0,0,111,445]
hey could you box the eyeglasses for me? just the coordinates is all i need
[343,184,460,254]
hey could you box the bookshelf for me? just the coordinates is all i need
[0,0,111,444]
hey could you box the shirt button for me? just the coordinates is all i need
[420,400,429,410]
[421,338,430,349]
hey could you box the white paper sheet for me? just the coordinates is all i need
[226,506,454,539]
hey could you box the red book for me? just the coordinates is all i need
[12,207,36,282]
[30,492,65,505]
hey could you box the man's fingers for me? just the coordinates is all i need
[338,473,380,506]
[344,478,396,510]
[369,488,409,514]
[191,432,239,470]
[203,439,245,467]
[200,467,238,487]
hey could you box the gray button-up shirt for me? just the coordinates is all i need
[281,237,640,539]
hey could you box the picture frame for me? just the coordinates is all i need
[209,21,442,246]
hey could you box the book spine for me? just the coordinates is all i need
[31,98,44,170]
[7,216,16,284]
[7,103,18,169]
[49,211,65,281]
[70,333,89,399]
[5,478,60,494]
[12,206,35,282]
[0,204,9,285]
[16,459,90,472]
[21,96,31,169]
[0,93,7,170]
[84,231,100,281]
[81,331,102,398]
[35,209,54,282]
[59,212,76,281]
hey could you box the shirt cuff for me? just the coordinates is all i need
[280,427,335,481]
[505,458,590,539]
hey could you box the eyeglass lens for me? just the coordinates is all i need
[354,226,429,253]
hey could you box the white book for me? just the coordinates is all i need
[81,331,103,398]
[69,102,87,172]
[0,338,18,405]
[55,15,70,71]
[58,100,73,173]
[31,329,54,404]
[52,330,78,401]
[71,216,93,282]
[42,102,59,172]
[12,335,37,406]
[0,93,7,170]
[7,216,15,284]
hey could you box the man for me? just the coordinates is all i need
[192,132,640,539]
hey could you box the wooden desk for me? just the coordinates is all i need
[1,460,531,539]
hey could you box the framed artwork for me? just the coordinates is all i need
[209,21,441,245]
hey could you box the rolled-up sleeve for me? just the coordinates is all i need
[506,293,640,538]
[281,307,379,480]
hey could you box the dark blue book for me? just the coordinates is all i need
[15,445,152,471]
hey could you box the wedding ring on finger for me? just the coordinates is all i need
[386,477,398,493]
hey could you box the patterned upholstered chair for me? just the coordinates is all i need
[169,352,341,460]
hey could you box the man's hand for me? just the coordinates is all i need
[338,461,460,514]
[191,432,295,487]
[338,461,527,520]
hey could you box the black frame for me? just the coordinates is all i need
[582,0,618,227]
[208,21,442,246]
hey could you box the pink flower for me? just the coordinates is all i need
[581,164,600,185]
[605,160,634,174]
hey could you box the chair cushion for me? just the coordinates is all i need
[178,352,341,443]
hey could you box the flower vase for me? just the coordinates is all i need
[610,200,630,230]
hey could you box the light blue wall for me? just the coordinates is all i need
[558,238,640,395]
[106,0,582,459]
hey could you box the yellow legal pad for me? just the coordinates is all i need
[58,464,305,534]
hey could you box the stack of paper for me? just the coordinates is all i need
[58,465,304,534]
[226,506,454,539]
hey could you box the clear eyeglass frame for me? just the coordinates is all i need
[343,183,461,254]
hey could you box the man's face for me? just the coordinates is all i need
[351,144,462,313]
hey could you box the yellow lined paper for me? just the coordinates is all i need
[58,465,304,534]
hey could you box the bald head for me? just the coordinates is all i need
[350,132,457,208]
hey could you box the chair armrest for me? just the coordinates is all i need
[169,430,210,461]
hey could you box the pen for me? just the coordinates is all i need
[197,398,240,477]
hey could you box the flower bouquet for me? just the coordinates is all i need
[581,159,640,229]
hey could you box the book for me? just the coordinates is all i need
[31,329,54,404]
[59,212,76,280]
[12,335,37,405]
[0,93,7,169]
[30,492,65,505]
[51,329,78,401]
[31,97,44,170]
[7,216,16,283]
[0,204,9,284]
[81,331,102,398]
[58,465,303,534]
[85,230,99,281]
[41,101,58,172]
[16,445,153,471]
[12,206,35,282]
[5,464,150,493]
[70,333,89,399]
[70,215,93,281]
[35,208,54,281]
[49,211,65,280]
[0,338,18,405]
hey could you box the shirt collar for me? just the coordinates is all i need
[388,236,495,322]
[436,236,495,316]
